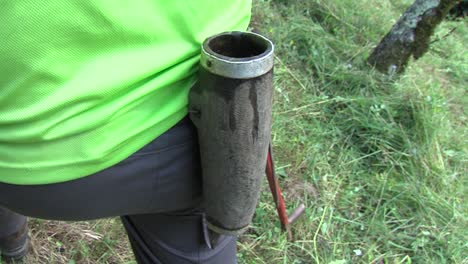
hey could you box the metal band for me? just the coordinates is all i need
[201,31,274,79]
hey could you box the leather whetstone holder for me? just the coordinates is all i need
[189,31,274,236]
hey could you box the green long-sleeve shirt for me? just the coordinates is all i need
[0,0,251,185]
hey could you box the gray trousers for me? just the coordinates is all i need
[0,117,237,263]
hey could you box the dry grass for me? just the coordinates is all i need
[8,219,135,264]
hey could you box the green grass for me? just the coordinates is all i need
[8,0,467,263]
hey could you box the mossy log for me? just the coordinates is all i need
[368,0,460,74]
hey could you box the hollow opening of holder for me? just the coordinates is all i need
[206,32,271,59]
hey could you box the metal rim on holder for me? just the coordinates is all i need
[201,31,274,79]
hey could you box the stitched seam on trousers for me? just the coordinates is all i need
[147,166,161,214]
[121,217,163,264]
[127,140,193,158]
[147,230,234,262]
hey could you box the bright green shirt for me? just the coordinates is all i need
[0,0,251,185]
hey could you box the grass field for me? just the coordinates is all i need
[8,0,467,263]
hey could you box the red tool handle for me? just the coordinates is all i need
[265,147,289,230]
[265,144,306,239]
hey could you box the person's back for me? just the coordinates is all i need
[0,1,251,263]
[0,0,251,184]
